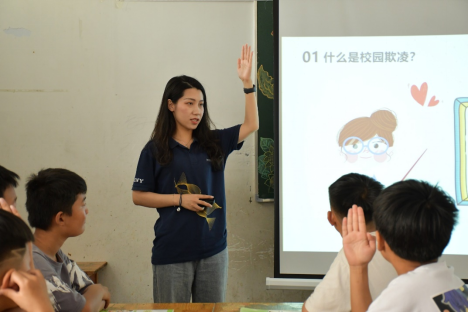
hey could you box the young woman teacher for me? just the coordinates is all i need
[132,44,258,303]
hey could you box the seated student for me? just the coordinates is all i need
[343,180,468,312]
[302,173,397,312]
[0,165,20,211]
[25,168,110,312]
[0,208,53,312]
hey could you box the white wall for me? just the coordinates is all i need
[0,0,310,303]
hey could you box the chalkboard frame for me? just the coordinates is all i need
[256,0,275,201]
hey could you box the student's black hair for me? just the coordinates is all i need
[151,75,224,171]
[26,168,87,230]
[0,210,34,263]
[0,165,20,198]
[328,173,384,224]
[373,180,458,263]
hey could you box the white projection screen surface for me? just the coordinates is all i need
[276,0,468,280]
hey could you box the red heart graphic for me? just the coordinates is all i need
[428,96,439,107]
[411,82,428,106]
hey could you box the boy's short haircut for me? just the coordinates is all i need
[0,209,34,264]
[373,180,458,263]
[26,168,87,230]
[328,173,384,223]
[0,165,20,198]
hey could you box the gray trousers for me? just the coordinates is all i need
[152,248,228,303]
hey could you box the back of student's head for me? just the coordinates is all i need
[329,173,384,223]
[0,165,19,198]
[0,210,34,275]
[26,168,87,230]
[373,180,458,263]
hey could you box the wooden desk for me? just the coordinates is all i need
[107,303,215,311]
[77,261,107,283]
[213,303,302,312]
[106,303,302,312]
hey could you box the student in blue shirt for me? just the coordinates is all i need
[132,44,258,303]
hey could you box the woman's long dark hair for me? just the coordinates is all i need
[150,75,224,171]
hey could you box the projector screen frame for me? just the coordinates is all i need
[273,0,326,280]
[272,0,468,284]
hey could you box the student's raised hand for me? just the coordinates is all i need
[237,44,253,84]
[0,198,21,219]
[181,194,213,212]
[343,205,376,267]
[0,269,54,312]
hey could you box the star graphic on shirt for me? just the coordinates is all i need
[175,172,222,230]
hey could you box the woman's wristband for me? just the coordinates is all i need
[243,84,256,94]
[176,193,182,212]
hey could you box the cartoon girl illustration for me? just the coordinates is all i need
[338,109,397,164]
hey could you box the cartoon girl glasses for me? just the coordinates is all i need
[342,136,389,155]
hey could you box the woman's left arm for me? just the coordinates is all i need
[237,44,259,143]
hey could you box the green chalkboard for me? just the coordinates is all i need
[256,1,275,200]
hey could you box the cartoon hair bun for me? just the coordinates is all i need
[370,110,397,132]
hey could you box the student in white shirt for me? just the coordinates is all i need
[343,180,468,312]
[303,173,397,312]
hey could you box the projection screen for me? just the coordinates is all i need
[275,0,468,281]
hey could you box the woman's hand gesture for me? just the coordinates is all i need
[181,194,213,212]
[237,44,253,83]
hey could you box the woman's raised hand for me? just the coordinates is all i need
[237,44,253,83]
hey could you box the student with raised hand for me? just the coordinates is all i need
[0,165,21,217]
[26,169,111,312]
[132,44,259,303]
[302,173,397,312]
[343,180,468,312]
[0,208,53,312]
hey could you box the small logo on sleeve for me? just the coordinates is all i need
[432,284,468,311]
[134,178,144,183]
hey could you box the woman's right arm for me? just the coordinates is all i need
[132,191,176,208]
[132,191,212,212]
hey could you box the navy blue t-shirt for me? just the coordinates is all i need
[132,124,243,265]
